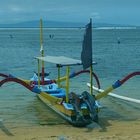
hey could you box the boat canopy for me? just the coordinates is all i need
[36,55,96,67]
[36,55,81,66]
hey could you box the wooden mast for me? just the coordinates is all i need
[89,18,93,95]
[40,18,45,85]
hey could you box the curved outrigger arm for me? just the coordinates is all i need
[55,70,100,89]
[69,70,100,89]
[95,71,140,100]
[0,77,34,91]
[0,76,62,103]
[0,69,100,88]
[0,73,9,78]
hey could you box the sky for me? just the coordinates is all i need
[0,0,140,25]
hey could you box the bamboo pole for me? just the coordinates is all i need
[57,65,61,88]
[90,65,93,95]
[38,59,40,87]
[66,66,70,103]
[40,18,45,85]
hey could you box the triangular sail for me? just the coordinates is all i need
[81,19,92,69]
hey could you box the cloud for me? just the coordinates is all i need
[0,0,140,25]
[8,4,24,12]
[90,12,101,20]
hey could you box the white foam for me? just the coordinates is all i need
[95,27,137,30]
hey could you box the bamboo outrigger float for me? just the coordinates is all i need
[0,18,140,127]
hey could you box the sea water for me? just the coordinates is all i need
[0,28,140,128]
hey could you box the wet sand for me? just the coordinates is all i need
[0,119,140,140]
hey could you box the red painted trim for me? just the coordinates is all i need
[0,77,34,91]
[120,71,140,84]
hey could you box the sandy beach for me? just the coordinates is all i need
[0,119,140,140]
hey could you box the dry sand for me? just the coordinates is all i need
[0,119,140,140]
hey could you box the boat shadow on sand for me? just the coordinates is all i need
[29,97,140,132]
[0,119,14,136]
[86,97,140,132]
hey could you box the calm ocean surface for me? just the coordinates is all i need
[0,28,140,128]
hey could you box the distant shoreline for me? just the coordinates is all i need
[0,20,138,29]
[0,26,138,29]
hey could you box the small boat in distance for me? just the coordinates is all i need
[117,37,120,44]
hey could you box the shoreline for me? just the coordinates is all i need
[0,119,140,140]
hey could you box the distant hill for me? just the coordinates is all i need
[0,20,85,28]
[0,20,135,28]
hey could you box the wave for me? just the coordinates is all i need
[95,27,137,30]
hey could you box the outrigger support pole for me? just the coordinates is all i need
[95,71,140,100]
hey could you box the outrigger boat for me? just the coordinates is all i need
[0,19,140,127]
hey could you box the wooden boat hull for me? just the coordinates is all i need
[37,93,92,127]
